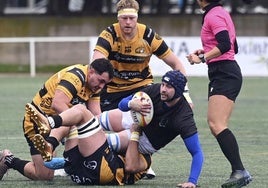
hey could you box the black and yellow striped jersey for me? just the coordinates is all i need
[94,23,171,93]
[32,64,100,115]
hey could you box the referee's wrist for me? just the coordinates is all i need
[198,54,206,63]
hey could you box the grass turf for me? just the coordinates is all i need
[0,74,267,187]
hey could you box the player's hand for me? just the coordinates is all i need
[176,182,196,188]
[129,98,152,116]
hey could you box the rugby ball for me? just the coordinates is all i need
[130,91,154,127]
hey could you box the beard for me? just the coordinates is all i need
[161,93,171,102]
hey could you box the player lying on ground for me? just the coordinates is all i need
[99,70,204,188]
[29,103,150,185]
[27,70,204,188]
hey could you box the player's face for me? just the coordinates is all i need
[160,82,176,101]
[118,15,137,36]
[88,70,111,92]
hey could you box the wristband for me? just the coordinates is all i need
[198,53,206,63]
[130,131,140,142]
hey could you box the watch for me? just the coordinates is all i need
[198,54,206,63]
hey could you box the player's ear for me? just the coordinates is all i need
[89,67,96,75]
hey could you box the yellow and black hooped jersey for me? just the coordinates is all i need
[94,23,172,93]
[64,142,151,185]
[32,64,100,115]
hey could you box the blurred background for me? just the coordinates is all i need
[1,0,268,15]
[0,0,267,76]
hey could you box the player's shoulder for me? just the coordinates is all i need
[97,24,118,42]
[137,23,155,40]
[62,64,87,84]
[142,83,160,94]
[141,84,161,103]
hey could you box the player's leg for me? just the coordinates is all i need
[7,105,54,180]
[208,95,252,187]
[100,108,156,178]
[99,109,134,131]
[106,129,131,152]
[0,150,12,180]
[31,104,104,159]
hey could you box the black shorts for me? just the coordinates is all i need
[100,85,148,111]
[63,141,125,185]
[208,60,242,101]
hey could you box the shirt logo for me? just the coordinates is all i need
[125,46,131,53]
[135,47,145,54]
[83,160,97,170]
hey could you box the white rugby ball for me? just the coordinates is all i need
[130,91,154,127]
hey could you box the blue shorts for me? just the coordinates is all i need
[208,60,242,101]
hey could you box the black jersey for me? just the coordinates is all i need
[140,84,197,150]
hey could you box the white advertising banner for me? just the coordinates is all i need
[89,36,268,77]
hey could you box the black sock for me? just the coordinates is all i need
[5,155,29,176]
[46,136,59,151]
[216,129,245,171]
[48,115,63,128]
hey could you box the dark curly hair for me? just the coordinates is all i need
[90,58,114,80]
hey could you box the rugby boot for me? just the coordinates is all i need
[0,149,12,180]
[44,157,66,170]
[221,170,252,188]
[145,166,156,179]
[33,134,53,162]
[25,103,51,137]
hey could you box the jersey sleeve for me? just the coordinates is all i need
[208,12,227,35]
[150,31,171,59]
[56,68,86,100]
[94,28,114,57]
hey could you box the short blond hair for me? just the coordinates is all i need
[116,0,139,12]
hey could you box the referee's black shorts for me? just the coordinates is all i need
[207,60,242,102]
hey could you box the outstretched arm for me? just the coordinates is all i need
[179,133,204,187]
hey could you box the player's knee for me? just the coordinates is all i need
[77,117,101,138]
[72,104,88,114]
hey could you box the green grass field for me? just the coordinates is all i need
[0,74,267,188]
